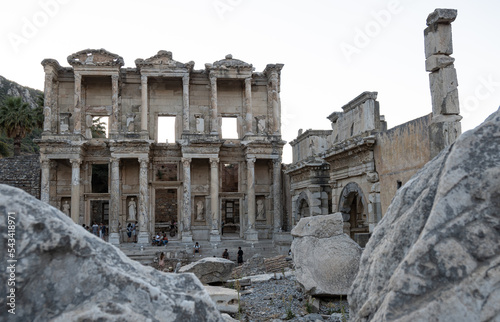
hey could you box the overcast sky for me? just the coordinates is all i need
[2,0,499,163]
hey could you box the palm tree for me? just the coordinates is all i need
[0,96,37,156]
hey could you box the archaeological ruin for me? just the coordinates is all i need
[37,50,285,245]
[286,9,461,247]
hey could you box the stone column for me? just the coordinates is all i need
[110,74,119,136]
[244,77,253,135]
[137,157,150,244]
[140,75,148,134]
[245,157,258,241]
[43,73,53,134]
[269,73,280,135]
[70,159,81,224]
[40,158,50,204]
[209,75,218,134]
[425,9,461,158]
[209,158,221,242]
[273,158,282,232]
[73,73,82,135]
[108,157,121,244]
[181,157,193,242]
[182,74,190,133]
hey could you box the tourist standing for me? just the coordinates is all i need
[92,222,98,236]
[126,223,132,242]
[237,247,243,265]
[132,221,137,243]
[222,249,229,259]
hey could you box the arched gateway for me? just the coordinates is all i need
[338,182,369,241]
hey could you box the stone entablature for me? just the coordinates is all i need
[38,49,286,245]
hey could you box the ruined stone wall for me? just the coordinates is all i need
[0,155,41,198]
[290,130,332,163]
[374,114,432,215]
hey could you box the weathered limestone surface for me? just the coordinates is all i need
[349,108,500,322]
[0,184,222,321]
[179,257,236,284]
[291,213,362,296]
[205,285,239,314]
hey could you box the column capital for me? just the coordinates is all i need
[273,157,282,165]
[74,73,82,81]
[110,157,120,164]
[245,77,252,85]
[138,157,149,166]
[246,157,256,167]
[111,74,119,81]
[183,74,190,83]
[70,158,82,167]
[209,158,219,167]
[209,75,217,83]
[181,157,192,167]
[141,75,148,83]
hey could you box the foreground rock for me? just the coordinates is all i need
[179,257,236,284]
[348,109,500,322]
[0,184,222,321]
[291,213,362,296]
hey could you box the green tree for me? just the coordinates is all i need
[0,96,38,156]
[91,117,107,138]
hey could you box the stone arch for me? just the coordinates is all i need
[296,191,310,221]
[338,182,369,240]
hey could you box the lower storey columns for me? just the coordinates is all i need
[245,157,258,241]
[273,158,282,233]
[137,157,150,244]
[181,158,193,243]
[70,159,81,224]
[40,158,50,204]
[109,157,121,245]
[210,158,221,242]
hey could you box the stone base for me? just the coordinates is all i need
[181,231,193,243]
[244,229,259,241]
[137,232,150,244]
[109,232,120,245]
[209,231,221,242]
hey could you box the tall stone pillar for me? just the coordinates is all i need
[244,77,253,135]
[40,158,50,204]
[209,75,218,134]
[269,73,281,135]
[182,74,190,133]
[425,9,461,158]
[73,73,82,135]
[70,159,81,224]
[43,73,53,134]
[137,157,150,244]
[110,74,119,136]
[109,157,121,245]
[209,158,221,242]
[181,157,193,242]
[140,75,148,135]
[272,158,282,232]
[245,157,258,241]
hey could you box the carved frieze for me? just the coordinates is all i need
[67,49,124,67]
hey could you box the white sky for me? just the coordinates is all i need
[1,0,499,163]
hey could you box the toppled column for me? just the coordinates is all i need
[425,8,462,157]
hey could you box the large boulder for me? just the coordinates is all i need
[179,257,236,284]
[349,108,500,322]
[291,213,362,296]
[0,184,222,321]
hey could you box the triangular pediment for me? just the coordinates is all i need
[135,51,194,70]
[67,49,124,67]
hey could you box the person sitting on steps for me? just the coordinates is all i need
[193,242,201,257]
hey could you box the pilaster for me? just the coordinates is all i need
[181,157,193,242]
[209,158,221,242]
[109,157,121,245]
[138,157,150,244]
[70,158,81,224]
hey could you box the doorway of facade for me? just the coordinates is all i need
[90,200,109,226]
[221,199,240,236]
[155,189,178,238]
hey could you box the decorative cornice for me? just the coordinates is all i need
[135,50,194,71]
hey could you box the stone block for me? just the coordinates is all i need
[429,116,462,158]
[425,54,455,72]
[179,257,236,284]
[424,23,453,58]
[426,8,458,26]
[429,66,459,115]
[204,286,239,314]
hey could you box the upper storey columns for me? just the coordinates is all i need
[141,75,148,134]
[209,75,219,135]
[264,64,284,136]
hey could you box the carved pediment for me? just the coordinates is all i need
[135,50,194,70]
[67,49,124,67]
[211,54,253,70]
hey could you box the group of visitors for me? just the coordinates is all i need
[82,222,107,240]
[221,246,244,266]
[153,232,169,246]
[126,221,138,243]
